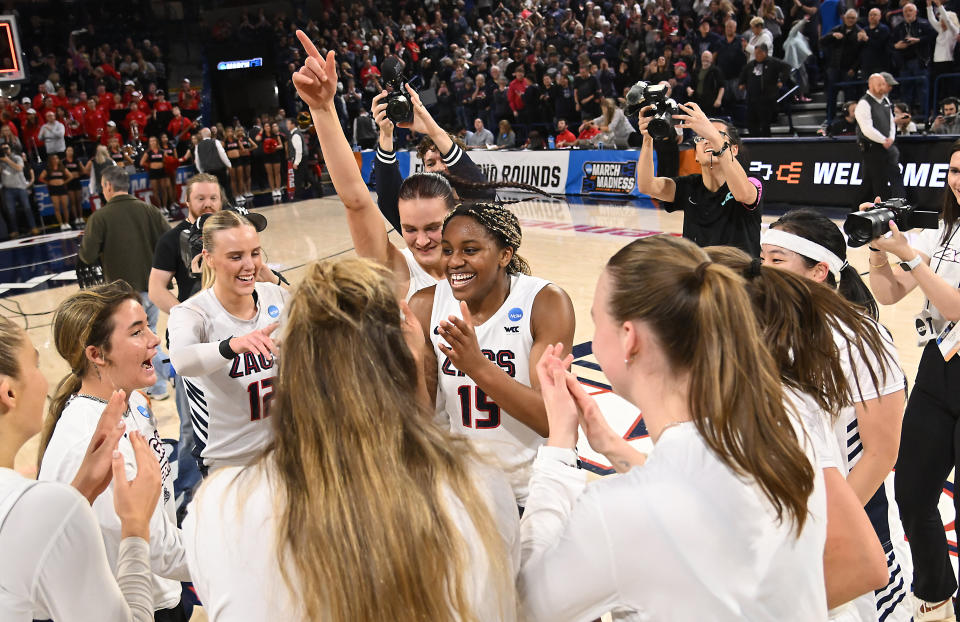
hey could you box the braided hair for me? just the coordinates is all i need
[442,203,531,275]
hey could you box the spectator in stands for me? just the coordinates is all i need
[0,143,39,237]
[553,74,577,125]
[930,97,960,133]
[574,64,601,120]
[758,0,786,41]
[508,65,528,121]
[353,109,378,150]
[555,119,577,148]
[893,101,920,133]
[821,10,865,121]
[927,0,960,99]
[521,72,542,127]
[745,17,775,61]
[892,3,936,113]
[593,98,634,148]
[167,106,193,157]
[37,110,66,159]
[690,50,726,116]
[465,118,494,148]
[716,19,748,108]
[818,100,859,135]
[739,43,790,136]
[576,118,602,145]
[860,8,892,76]
[688,18,722,55]
[494,119,516,149]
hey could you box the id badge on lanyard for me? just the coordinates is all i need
[937,321,960,361]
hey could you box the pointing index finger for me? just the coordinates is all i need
[296,29,322,60]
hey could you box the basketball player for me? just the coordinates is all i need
[183,258,519,621]
[168,211,288,471]
[406,203,576,507]
[36,281,191,621]
[707,246,896,616]
[0,317,161,622]
[762,211,912,622]
[521,236,825,620]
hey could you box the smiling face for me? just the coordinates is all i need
[205,224,263,298]
[399,196,448,268]
[441,215,511,303]
[760,232,827,283]
[97,299,161,392]
[949,150,960,205]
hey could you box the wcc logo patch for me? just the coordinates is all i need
[581,161,637,194]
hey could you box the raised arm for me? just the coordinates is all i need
[635,107,677,202]
[293,31,403,272]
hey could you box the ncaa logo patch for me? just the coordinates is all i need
[267,305,280,318]
[137,405,151,418]
[508,307,523,322]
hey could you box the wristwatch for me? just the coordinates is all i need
[899,254,922,271]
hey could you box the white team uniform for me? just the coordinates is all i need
[168,283,289,469]
[519,423,828,621]
[38,392,188,611]
[401,247,438,301]
[831,322,912,622]
[183,459,519,621]
[430,273,550,507]
[0,469,154,622]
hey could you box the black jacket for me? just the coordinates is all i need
[739,56,791,100]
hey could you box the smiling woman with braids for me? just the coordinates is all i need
[405,201,576,508]
[294,31,550,303]
[182,258,520,621]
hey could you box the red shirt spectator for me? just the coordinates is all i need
[556,128,577,147]
[83,104,107,141]
[578,123,600,141]
[100,62,121,81]
[100,124,122,146]
[358,63,381,87]
[178,79,200,110]
[153,97,172,114]
[32,88,49,111]
[167,109,193,142]
[508,69,528,113]
[124,106,148,135]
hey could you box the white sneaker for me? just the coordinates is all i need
[916,598,956,622]
[59,223,70,231]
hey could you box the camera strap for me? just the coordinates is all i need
[760,229,847,279]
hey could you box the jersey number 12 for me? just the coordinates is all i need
[457,385,501,429]
[247,378,274,421]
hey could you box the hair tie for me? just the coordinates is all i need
[693,261,712,284]
[747,257,763,278]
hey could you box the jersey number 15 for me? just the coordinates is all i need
[246,378,274,421]
[457,385,501,429]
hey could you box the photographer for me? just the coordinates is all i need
[867,141,960,621]
[635,101,763,256]
[372,81,491,233]
[930,97,960,135]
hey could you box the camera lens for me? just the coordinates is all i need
[385,94,412,124]
[843,208,894,247]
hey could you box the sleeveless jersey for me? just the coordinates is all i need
[401,247,438,301]
[430,273,550,506]
[147,150,164,165]
[169,283,288,468]
[63,159,80,175]
[830,321,912,622]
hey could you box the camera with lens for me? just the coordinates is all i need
[843,198,940,247]
[381,56,414,125]
[624,80,680,141]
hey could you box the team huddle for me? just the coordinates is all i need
[3,28,960,622]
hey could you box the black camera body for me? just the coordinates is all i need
[381,57,414,125]
[624,81,679,141]
[843,198,940,247]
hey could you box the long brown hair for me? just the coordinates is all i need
[240,257,514,620]
[605,236,814,533]
[38,280,140,465]
[941,139,960,245]
[707,246,890,416]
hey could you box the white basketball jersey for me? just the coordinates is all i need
[430,273,550,506]
[402,247,438,301]
[170,283,288,468]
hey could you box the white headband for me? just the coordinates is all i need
[761,228,848,280]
